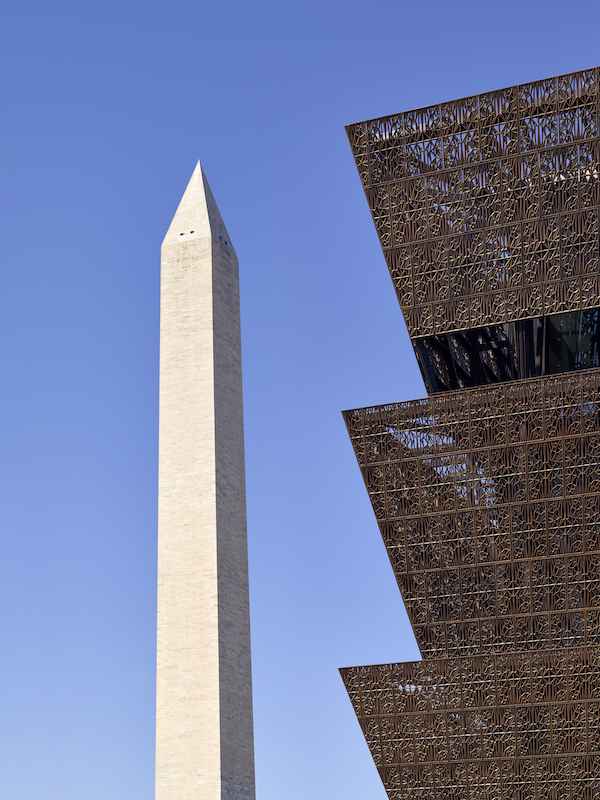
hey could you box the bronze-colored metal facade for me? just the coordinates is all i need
[342,69,600,800]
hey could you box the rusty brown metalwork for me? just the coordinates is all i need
[342,69,600,800]
[341,653,600,799]
[346,68,600,339]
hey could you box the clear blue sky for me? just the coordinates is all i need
[0,1,599,798]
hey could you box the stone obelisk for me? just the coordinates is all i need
[156,163,255,800]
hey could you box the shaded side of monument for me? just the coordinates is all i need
[156,163,255,800]
[342,68,600,800]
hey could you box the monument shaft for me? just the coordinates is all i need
[156,164,255,800]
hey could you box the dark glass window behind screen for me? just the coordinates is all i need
[415,308,600,394]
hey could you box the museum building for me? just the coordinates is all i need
[341,68,600,800]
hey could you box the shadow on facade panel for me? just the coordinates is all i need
[341,68,600,800]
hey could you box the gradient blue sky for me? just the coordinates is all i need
[1,1,599,798]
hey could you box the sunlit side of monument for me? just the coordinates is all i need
[156,164,255,800]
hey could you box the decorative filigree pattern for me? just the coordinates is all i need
[346,69,600,338]
[344,373,600,660]
[341,653,600,800]
[342,373,600,798]
[343,69,600,800]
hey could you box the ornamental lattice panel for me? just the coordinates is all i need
[346,68,600,340]
[342,69,600,800]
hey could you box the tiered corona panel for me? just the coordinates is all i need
[341,655,600,800]
[341,371,600,799]
[343,68,600,800]
[346,68,600,340]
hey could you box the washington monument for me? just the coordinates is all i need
[156,163,255,800]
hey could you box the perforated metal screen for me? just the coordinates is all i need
[343,69,600,800]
